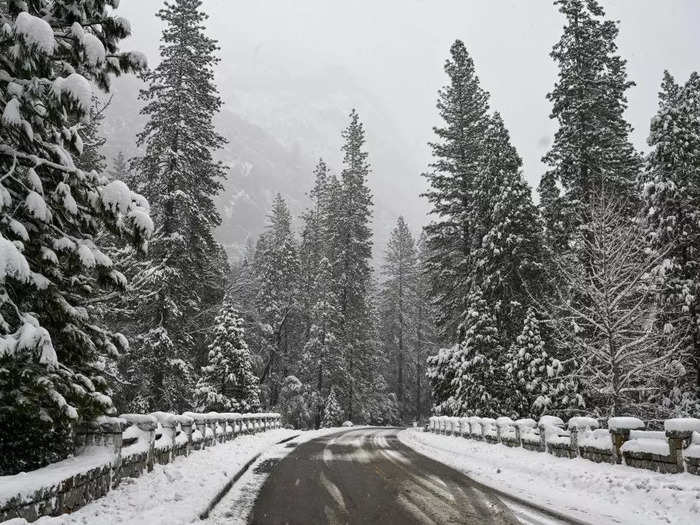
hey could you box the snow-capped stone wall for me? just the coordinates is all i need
[0,412,281,522]
[427,415,700,476]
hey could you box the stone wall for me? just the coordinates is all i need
[428,415,700,476]
[0,412,281,523]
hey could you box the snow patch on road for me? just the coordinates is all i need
[399,429,700,525]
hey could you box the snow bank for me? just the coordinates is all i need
[400,429,700,525]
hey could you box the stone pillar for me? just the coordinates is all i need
[570,427,580,457]
[180,420,194,455]
[667,429,693,473]
[610,429,632,464]
[538,425,547,453]
[209,418,220,445]
[160,420,177,462]
[135,420,157,472]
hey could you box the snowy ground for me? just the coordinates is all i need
[399,429,700,525]
[203,427,348,524]
[28,429,299,525]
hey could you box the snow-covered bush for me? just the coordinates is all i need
[0,1,149,475]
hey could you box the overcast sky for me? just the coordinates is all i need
[119,0,700,217]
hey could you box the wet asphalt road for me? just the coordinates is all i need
[249,427,572,525]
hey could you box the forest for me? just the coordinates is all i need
[0,0,698,477]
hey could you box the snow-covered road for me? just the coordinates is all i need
[233,427,572,524]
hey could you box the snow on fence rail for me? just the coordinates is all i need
[0,412,281,523]
[428,415,700,476]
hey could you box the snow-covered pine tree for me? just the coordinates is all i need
[331,110,376,421]
[255,194,300,405]
[451,287,504,417]
[321,387,343,428]
[642,71,700,395]
[539,0,641,251]
[303,256,341,426]
[299,159,330,341]
[423,40,490,341]
[108,151,130,181]
[504,307,579,418]
[127,0,227,411]
[380,216,418,421]
[194,298,260,412]
[426,345,460,415]
[473,113,546,342]
[414,233,439,421]
[0,1,150,474]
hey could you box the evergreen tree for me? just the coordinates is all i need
[194,299,260,412]
[504,307,578,418]
[255,194,300,405]
[539,0,641,250]
[302,256,340,426]
[450,288,504,417]
[426,345,460,415]
[332,110,375,420]
[423,40,490,341]
[473,113,546,341]
[414,233,439,421]
[321,388,343,428]
[126,0,227,411]
[0,1,149,474]
[299,159,330,341]
[109,151,130,181]
[642,71,700,393]
[380,216,418,421]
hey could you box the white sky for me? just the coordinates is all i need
[119,0,700,214]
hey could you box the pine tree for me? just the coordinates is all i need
[380,216,418,421]
[423,40,490,341]
[195,299,260,412]
[0,1,149,474]
[332,110,375,421]
[299,159,330,341]
[642,71,700,393]
[473,113,546,341]
[451,288,504,417]
[126,0,227,411]
[302,256,340,426]
[539,0,641,250]
[255,194,300,405]
[109,151,130,181]
[504,307,579,418]
[414,233,439,421]
[321,388,343,428]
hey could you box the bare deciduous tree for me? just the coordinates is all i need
[544,197,686,416]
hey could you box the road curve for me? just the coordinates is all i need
[250,427,572,525]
